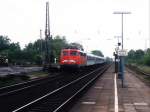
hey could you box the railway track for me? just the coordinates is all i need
[0,64,107,112]
[11,64,110,112]
[0,74,59,95]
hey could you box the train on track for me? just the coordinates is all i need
[60,48,106,69]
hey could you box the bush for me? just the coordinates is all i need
[143,54,150,66]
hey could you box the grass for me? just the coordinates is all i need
[145,76,150,81]
[0,75,29,88]
[137,65,150,74]
[127,63,150,83]
[128,63,150,74]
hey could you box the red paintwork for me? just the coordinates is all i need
[60,49,86,66]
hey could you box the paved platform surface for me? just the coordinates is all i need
[69,65,150,112]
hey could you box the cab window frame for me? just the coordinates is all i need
[70,51,78,56]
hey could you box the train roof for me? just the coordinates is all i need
[62,48,85,53]
[63,46,84,51]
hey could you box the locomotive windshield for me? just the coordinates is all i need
[70,51,78,56]
[63,51,68,56]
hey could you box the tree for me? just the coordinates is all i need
[0,35,10,51]
[52,36,68,61]
[143,48,150,66]
[23,35,69,64]
[7,42,22,64]
[106,57,113,62]
[145,48,150,54]
[127,50,135,59]
[68,42,84,51]
[126,49,136,63]
[135,49,144,60]
[126,49,145,65]
[143,53,150,66]
[134,49,144,64]
[0,36,24,65]
[91,50,104,57]
[23,42,41,65]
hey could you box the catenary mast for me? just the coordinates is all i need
[44,2,53,69]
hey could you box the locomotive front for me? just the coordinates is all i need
[60,49,86,69]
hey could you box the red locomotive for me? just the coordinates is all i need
[60,48,105,69]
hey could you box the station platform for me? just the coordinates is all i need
[69,65,150,112]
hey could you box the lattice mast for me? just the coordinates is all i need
[44,2,52,65]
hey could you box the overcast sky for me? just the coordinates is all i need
[0,0,149,57]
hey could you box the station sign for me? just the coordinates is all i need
[118,49,127,56]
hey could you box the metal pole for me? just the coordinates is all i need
[40,29,43,65]
[40,29,42,54]
[43,2,51,70]
[113,11,131,88]
[45,2,51,63]
[121,13,124,87]
[122,14,124,49]
[149,0,150,48]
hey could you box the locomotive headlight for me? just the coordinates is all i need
[69,60,76,63]
[62,60,76,63]
[62,60,68,63]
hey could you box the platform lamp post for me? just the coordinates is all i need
[113,11,131,87]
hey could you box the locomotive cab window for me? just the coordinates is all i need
[80,52,86,57]
[70,51,78,56]
[80,52,84,56]
[63,51,68,56]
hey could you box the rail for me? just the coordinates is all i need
[12,64,110,112]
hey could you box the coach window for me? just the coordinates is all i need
[70,51,78,56]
